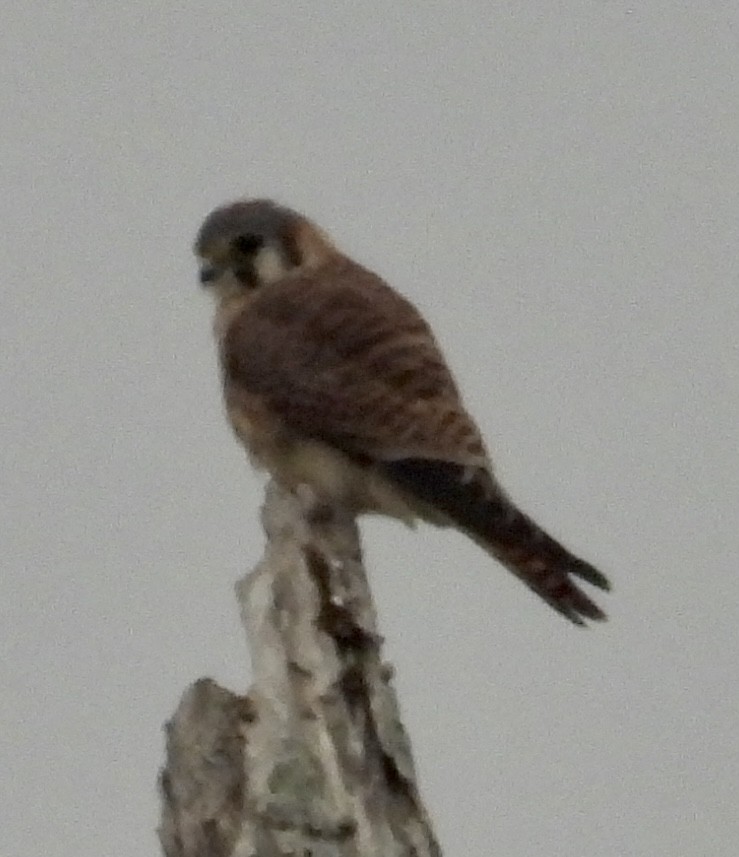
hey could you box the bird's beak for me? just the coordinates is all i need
[199,263,219,286]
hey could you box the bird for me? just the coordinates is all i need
[194,198,610,625]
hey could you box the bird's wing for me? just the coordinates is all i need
[222,258,610,624]
[222,257,489,468]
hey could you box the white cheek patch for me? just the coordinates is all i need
[210,270,244,302]
[254,246,290,284]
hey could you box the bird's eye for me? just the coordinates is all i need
[233,233,264,255]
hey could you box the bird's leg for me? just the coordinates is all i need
[294,482,336,525]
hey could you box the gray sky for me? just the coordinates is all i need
[2,3,738,855]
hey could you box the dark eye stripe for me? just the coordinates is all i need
[233,234,264,254]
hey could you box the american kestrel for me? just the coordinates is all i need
[195,199,610,625]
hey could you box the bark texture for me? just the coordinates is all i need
[159,482,441,857]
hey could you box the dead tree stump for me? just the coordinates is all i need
[158,481,442,857]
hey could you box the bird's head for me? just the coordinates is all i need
[194,199,336,298]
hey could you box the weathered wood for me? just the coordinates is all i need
[159,482,441,857]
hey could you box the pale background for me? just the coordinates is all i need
[2,3,738,856]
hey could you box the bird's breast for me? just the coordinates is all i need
[224,396,416,523]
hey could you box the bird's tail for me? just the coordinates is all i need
[382,458,611,625]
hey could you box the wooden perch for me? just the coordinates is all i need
[159,481,442,857]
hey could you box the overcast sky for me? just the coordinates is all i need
[2,3,738,856]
